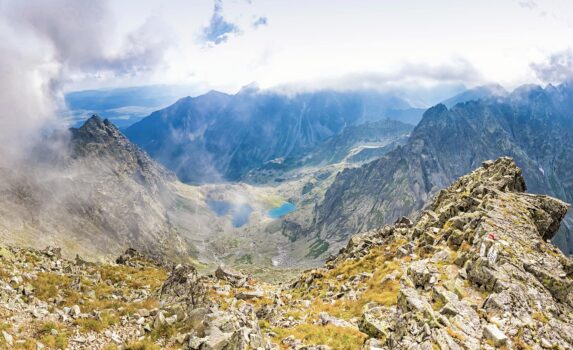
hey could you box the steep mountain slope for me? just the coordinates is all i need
[286,158,573,349]
[243,119,412,183]
[296,82,573,256]
[1,158,571,349]
[124,88,422,183]
[0,116,189,260]
[275,119,411,167]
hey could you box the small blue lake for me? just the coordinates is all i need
[232,204,253,228]
[207,200,232,216]
[268,202,296,218]
[207,200,253,228]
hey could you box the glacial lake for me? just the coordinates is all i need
[268,202,296,218]
[232,203,253,228]
[207,200,232,216]
[207,200,253,228]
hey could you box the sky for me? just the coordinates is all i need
[77,0,573,91]
[2,0,573,93]
[0,0,573,154]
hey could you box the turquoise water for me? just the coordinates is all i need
[268,202,296,218]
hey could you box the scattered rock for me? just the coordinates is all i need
[236,290,263,300]
[2,331,13,346]
[483,324,508,347]
[318,312,357,329]
[215,265,247,287]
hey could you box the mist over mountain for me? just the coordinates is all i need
[124,88,425,183]
[293,81,573,257]
[441,83,508,107]
[0,115,190,260]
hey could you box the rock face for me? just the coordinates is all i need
[69,115,176,193]
[301,81,573,256]
[124,88,420,182]
[0,115,189,260]
[187,157,568,350]
[215,265,247,287]
[160,264,207,309]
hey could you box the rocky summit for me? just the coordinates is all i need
[0,157,571,349]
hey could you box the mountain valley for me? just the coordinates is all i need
[1,158,572,349]
[4,1,573,348]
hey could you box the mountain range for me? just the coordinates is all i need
[292,82,573,257]
[124,88,425,183]
[3,81,573,268]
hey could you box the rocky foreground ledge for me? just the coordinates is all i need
[0,157,572,350]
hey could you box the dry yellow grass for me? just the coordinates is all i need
[274,324,367,350]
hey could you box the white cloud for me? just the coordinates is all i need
[272,58,482,93]
[518,0,537,10]
[201,0,241,45]
[531,49,573,83]
[2,0,573,113]
[0,0,172,161]
[253,16,268,28]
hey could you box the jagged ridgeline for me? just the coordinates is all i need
[1,157,571,349]
[300,83,573,258]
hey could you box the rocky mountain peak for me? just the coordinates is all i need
[81,114,106,128]
[430,157,570,246]
[72,114,125,146]
[70,116,175,189]
[290,157,572,349]
[0,116,185,263]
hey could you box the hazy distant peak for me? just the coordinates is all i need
[238,82,261,95]
[426,103,448,114]
[510,83,544,96]
[480,83,507,94]
[442,84,508,107]
[204,89,229,97]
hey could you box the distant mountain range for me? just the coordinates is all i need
[37,81,573,263]
[64,85,200,128]
[291,81,573,256]
[124,88,426,182]
[65,82,469,129]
